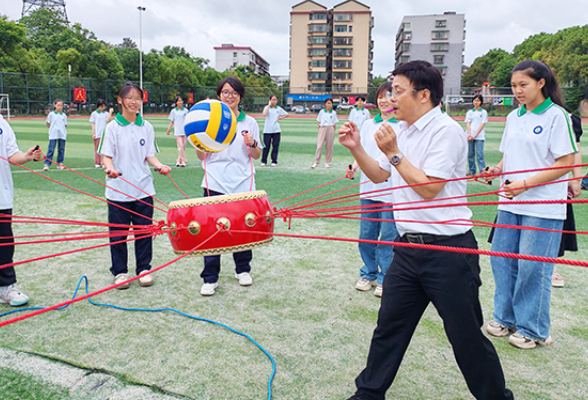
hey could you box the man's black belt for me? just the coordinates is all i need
[402,233,456,245]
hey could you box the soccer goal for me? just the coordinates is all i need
[445,94,519,117]
[0,94,10,120]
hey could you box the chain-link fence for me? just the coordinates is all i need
[0,71,287,116]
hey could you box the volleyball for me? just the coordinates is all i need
[183,99,237,153]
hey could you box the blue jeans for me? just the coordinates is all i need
[358,199,398,285]
[468,140,485,174]
[45,139,66,166]
[490,210,563,340]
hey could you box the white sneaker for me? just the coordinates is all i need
[324,163,330,168]
[235,272,253,286]
[200,282,219,296]
[56,165,65,170]
[260,163,267,167]
[508,332,552,349]
[138,270,153,287]
[486,320,513,337]
[311,163,317,169]
[374,284,383,297]
[0,285,30,306]
[113,273,130,290]
[271,163,277,167]
[43,165,49,171]
[355,278,377,291]
[95,164,101,168]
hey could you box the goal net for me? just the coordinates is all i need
[444,94,519,117]
[0,94,10,120]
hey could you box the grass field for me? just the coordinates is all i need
[1,115,588,400]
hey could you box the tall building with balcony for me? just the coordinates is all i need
[395,12,465,96]
[214,43,270,76]
[289,0,374,104]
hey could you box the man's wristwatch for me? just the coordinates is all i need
[250,140,258,149]
[390,152,404,166]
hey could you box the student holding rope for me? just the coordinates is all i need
[482,60,577,350]
[339,60,513,400]
[99,82,171,290]
[195,77,262,296]
[0,114,42,306]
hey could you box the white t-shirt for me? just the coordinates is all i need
[98,114,158,202]
[89,110,110,139]
[169,107,189,137]
[498,98,577,220]
[0,115,20,209]
[263,106,288,134]
[465,108,488,140]
[46,111,68,140]
[201,111,263,195]
[349,107,371,130]
[317,109,339,127]
[377,106,473,237]
[359,115,399,204]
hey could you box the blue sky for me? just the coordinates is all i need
[3,0,588,77]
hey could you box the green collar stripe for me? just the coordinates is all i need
[518,97,554,116]
[114,113,144,127]
[237,110,246,122]
[97,132,106,154]
[374,114,397,123]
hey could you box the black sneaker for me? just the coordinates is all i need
[581,183,588,191]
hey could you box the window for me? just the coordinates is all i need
[334,25,348,32]
[333,72,351,80]
[435,20,447,27]
[333,37,352,45]
[308,72,328,80]
[310,13,327,20]
[309,35,328,44]
[333,60,352,69]
[233,52,237,57]
[431,30,449,40]
[401,55,410,63]
[403,31,412,40]
[309,24,329,32]
[334,13,353,21]
[349,25,353,32]
[312,59,326,68]
[402,43,410,52]
[403,22,411,29]
[436,66,447,76]
[434,55,444,64]
[431,43,449,52]
[333,48,353,57]
[311,84,327,91]
[308,48,328,56]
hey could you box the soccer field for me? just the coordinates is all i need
[1,115,588,399]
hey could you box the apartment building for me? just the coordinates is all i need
[395,12,466,96]
[289,0,374,103]
[214,44,270,76]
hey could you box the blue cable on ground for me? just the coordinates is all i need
[0,276,276,400]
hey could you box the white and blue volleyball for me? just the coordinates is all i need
[183,99,237,153]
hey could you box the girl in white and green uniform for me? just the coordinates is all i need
[99,83,171,290]
[483,60,578,350]
[166,96,189,167]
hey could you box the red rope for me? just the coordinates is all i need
[0,228,154,247]
[1,155,162,224]
[116,175,169,210]
[0,229,222,327]
[4,213,136,230]
[271,176,350,207]
[165,174,190,199]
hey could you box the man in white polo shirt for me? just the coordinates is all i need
[339,61,513,400]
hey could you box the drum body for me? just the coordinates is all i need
[167,190,274,257]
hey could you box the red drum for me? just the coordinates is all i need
[166,190,274,257]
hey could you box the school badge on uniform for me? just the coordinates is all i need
[533,126,543,134]
[140,138,145,146]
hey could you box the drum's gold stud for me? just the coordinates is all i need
[245,213,256,227]
[266,210,272,224]
[216,217,231,231]
[188,221,201,235]
[170,222,177,236]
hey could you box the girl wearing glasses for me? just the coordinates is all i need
[196,77,262,296]
[99,82,171,290]
[166,96,189,167]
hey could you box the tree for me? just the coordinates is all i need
[462,49,512,87]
